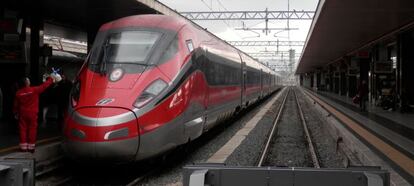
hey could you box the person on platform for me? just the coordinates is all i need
[55,73,73,123]
[13,74,61,153]
[40,79,57,127]
[358,80,368,112]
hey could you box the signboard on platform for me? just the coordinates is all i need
[348,68,358,76]
[0,19,17,33]
[356,51,370,59]
[0,42,26,63]
[374,61,393,73]
[0,12,23,42]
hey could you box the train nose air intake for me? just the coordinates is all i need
[65,107,140,163]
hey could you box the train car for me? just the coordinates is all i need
[62,15,282,163]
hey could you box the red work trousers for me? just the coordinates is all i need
[18,113,38,150]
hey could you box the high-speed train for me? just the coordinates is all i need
[63,15,282,163]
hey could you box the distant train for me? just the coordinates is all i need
[62,15,282,163]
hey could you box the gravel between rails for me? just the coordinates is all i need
[139,91,282,185]
[263,89,311,167]
[226,87,346,168]
[225,90,287,166]
[295,88,346,168]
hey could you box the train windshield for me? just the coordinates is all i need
[90,31,161,65]
[106,31,160,64]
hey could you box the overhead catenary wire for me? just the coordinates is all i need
[193,0,306,71]
[216,0,228,11]
[199,0,244,39]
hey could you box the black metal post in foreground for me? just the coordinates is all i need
[183,164,389,186]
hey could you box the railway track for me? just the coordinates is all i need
[125,92,283,185]
[257,87,320,168]
[33,91,281,185]
[30,143,156,186]
[293,89,320,168]
[35,155,71,186]
[257,87,289,167]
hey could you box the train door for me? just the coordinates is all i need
[260,69,263,97]
[203,49,210,113]
[242,62,247,107]
[203,48,212,131]
[238,53,247,108]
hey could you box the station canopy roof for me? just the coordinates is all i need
[3,0,180,41]
[296,0,414,74]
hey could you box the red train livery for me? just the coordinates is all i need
[63,15,282,163]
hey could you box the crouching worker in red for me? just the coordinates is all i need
[13,76,58,153]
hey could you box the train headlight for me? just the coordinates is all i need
[133,79,167,108]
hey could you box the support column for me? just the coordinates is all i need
[29,1,42,84]
[399,30,414,112]
[396,35,401,103]
[348,58,357,97]
[316,70,321,90]
[328,65,335,92]
[87,29,98,52]
[340,61,347,96]
[334,65,340,94]
[86,0,107,52]
[310,73,314,88]
[300,75,303,86]
[359,58,370,104]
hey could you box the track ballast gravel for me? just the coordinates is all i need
[225,90,286,166]
[263,89,311,167]
[140,91,282,185]
[226,87,345,169]
[295,89,346,168]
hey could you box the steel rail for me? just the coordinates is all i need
[293,89,320,168]
[125,166,163,186]
[35,154,72,185]
[257,87,289,167]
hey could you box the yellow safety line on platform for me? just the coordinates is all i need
[0,136,61,155]
[302,88,414,178]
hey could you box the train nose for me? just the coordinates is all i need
[63,107,140,163]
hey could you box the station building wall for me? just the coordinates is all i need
[300,27,414,112]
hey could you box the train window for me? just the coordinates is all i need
[204,52,241,86]
[105,31,161,64]
[158,36,178,64]
[245,69,261,85]
[186,39,194,52]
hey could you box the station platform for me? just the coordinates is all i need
[0,107,62,154]
[305,89,414,160]
[317,90,414,130]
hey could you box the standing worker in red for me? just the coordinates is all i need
[13,75,60,153]
[357,80,368,111]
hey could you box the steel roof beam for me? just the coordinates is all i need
[180,10,315,20]
[228,40,305,46]
[249,53,301,58]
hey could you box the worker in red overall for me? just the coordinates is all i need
[13,75,60,153]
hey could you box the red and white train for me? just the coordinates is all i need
[63,15,282,163]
